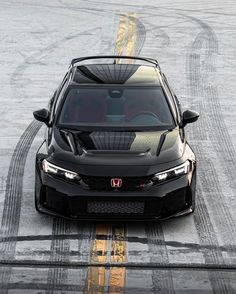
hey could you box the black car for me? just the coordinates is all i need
[33,55,199,220]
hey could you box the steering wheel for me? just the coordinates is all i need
[127,111,159,121]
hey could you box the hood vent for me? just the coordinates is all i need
[89,131,136,151]
[85,148,151,157]
[60,129,83,155]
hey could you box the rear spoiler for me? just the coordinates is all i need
[69,55,161,69]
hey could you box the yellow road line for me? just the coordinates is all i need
[126,13,136,63]
[84,12,137,292]
[109,226,126,294]
[91,224,108,263]
[110,227,126,263]
[115,13,137,64]
[84,224,109,293]
[115,15,127,57]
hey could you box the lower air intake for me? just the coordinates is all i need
[87,201,145,214]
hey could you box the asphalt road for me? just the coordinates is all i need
[0,0,236,292]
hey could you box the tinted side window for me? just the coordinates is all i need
[163,81,176,112]
[54,80,68,114]
[48,91,57,112]
[162,77,182,123]
[50,77,68,124]
[162,74,182,112]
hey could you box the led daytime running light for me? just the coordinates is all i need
[153,161,191,182]
[42,159,79,180]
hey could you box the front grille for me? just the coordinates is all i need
[81,175,152,191]
[43,187,164,218]
[87,201,145,214]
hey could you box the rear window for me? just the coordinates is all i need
[58,87,174,129]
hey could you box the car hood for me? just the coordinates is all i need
[48,127,186,176]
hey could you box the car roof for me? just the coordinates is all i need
[71,64,161,86]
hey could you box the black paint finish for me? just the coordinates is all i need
[33,56,199,220]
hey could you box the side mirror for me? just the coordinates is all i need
[182,110,199,127]
[33,108,50,126]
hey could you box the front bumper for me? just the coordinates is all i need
[35,168,196,220]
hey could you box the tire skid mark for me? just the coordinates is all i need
[186,15,235,293]
[142,21,174,293]
[1,235,236,254]
[0,120,42,243]
[58,0,110,16]
[6,0,105,17]
[134,18,146,56]
[33,29,101,292]
[77,222,94,264]
[45,218,71,294]
[187,31,231,294]
[193,157,235,293]
[206,84,236,193]
[140,18,170,48]
[10,27,101,93]
[1,281,84,292]
[197,155,236,255]
[0,260,235,270]
[0,176,5,194]
[194,181,232,293]
[188,53,206,141]
[160,5,236,18]
[154,28,170,48]
[0,268,235,292]
[145,224,174,294]
[1,28,100,292]
[0,120,42,293]
[186,15,236,249]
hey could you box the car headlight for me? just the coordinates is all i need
[152,161,191,182]
[42,159,80,181]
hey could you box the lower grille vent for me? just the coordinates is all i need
[87,201,145,214]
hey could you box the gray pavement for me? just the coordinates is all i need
[0,0,236,292]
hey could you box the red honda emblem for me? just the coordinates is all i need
[111,178,122,188]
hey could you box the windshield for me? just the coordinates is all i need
[58,87,174,129]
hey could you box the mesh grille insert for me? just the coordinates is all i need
[87,201,145,214]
